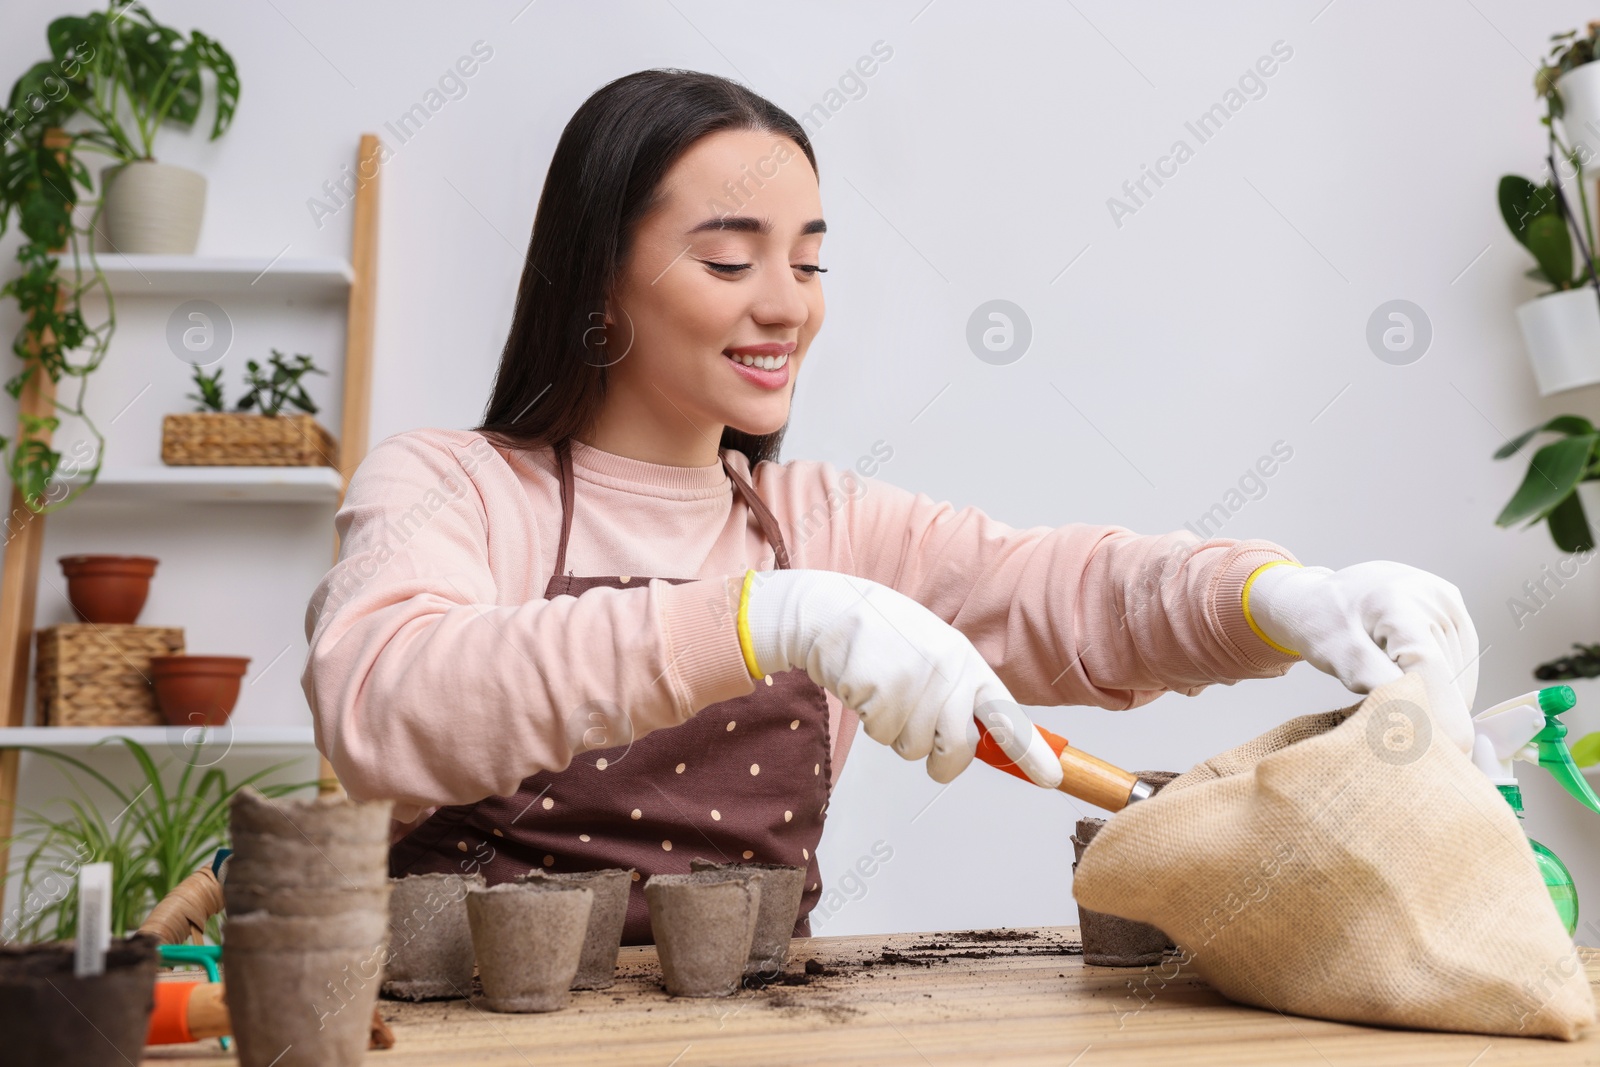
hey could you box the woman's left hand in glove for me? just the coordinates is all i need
[1243,560,1480,753]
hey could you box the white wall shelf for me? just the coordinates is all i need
[0,725,316,750]
[62,465,344,505]
[62,254,354,301]
[1,134,382,886]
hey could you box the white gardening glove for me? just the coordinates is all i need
[742,569,1063,788]
[1245,561,1480,753]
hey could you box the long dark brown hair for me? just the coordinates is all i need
[477,69,818,469]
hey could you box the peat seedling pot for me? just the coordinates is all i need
[224,881,392,919]
[383,872,484,1001]
[230,785,395,843]
[1072,817,1168,966]
[226,788,393,897]
[225,832,391,890]
[59,555,159,624]
[1071,771,1182,965]
[645,871,762,998]
[518,869,631,990]
[0,933,160,1067]
[688,859,805,977]
[149,654,250,727]
[466,882,593,1013]
[223,909,389,1067]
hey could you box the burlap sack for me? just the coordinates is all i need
[1073,671,1596,1040]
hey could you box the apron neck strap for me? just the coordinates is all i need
[552,438,791,578]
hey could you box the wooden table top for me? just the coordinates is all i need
[144,925,1600,1066]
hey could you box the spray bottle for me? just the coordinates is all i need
[1470,684,1600,934]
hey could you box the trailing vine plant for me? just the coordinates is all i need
[0,1,237,511]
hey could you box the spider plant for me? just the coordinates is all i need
[0,737,314,943]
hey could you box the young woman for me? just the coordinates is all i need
[302,69,1479,944]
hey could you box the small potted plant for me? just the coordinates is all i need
[8,1,240,254]
[0,1,238,511]
[163,350,336,467]
[148,654,250,727]
[1500,22,1600,396]
[1540,22,1600,174]
[1499,171,1600,395]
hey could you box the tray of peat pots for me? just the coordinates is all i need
[149,654,251,727]
[517,868,633,990]
[221,786,395,1067]
[381,872,485,1001]
[688,859,806,980]
[466,881,594,1012]
[59,554,159,623]
[0,933,161,1067]
[645,869,768,998]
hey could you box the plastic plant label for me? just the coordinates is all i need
[73,862,112,978]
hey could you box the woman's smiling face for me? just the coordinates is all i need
[601,127,825,451]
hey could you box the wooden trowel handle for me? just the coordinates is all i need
[974,721,1143,811]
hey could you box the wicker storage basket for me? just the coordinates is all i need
[161,412,338,467]
[35,624,185,727]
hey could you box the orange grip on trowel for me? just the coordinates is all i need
[974,720,1069,782]
[975,720,1144,811]
[148,980,231,1044]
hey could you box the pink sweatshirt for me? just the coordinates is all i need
[301,428,1302,840]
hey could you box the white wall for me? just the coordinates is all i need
[5,0,1600,940]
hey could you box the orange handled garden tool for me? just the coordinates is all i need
[974,720,1152,811]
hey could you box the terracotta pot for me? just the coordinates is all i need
[59,555,158,624]
[0,933,160,1066]
[149,655,249,727]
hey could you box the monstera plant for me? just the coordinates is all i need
[0,1,237,511]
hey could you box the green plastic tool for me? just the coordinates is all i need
[1471,684,1600,935]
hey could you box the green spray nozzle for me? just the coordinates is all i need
[1532,685,1600,816]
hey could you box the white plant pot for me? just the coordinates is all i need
[100,161,206,254]
[1515,288,1600,396]
[1558,62,1600,175]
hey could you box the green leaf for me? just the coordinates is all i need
[1547,487,1596,551]
[1526,213,1575,289]
[1500,175,1559,244]
[1573,731,1600,768]
[1495,433,1598,528]
[1493,415,1596,459]
[191,31,238,141]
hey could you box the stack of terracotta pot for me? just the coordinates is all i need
[221,787,394,1067]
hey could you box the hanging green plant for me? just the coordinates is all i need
[0,0,238,512]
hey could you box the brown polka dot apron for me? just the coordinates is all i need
[388,437,833,945]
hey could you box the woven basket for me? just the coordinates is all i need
[36,624,185,727]
[161,413,338,467]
